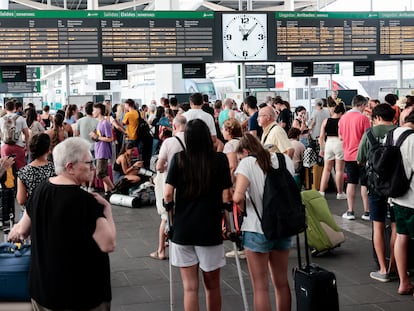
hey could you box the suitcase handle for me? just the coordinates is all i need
[296,230,311,269]
[0,242,30,257]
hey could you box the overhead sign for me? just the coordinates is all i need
[182,63,206,79]
[314,63,339,75]
[102,64,127,80]
[246,77,275,89]
[353,61,375,76]
[291,62,314,77]
[0,66,27,82]
[0,81,41,93]
[246,64,275,76]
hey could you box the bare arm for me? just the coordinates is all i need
[16,178,28,206]
[156,157,168,173]
[91,193,116,253]
[318,118,328,151]
[8,210,31,242]
[233,173,250,211]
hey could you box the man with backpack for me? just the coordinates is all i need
[0,100,30,169]
[357,104,397,282]
[389,111,414,296]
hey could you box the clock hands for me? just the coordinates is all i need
[242,23,258,40]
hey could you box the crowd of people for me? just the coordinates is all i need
[1,89,414,310]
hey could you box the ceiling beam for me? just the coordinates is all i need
[10,0,64,10]
[201,1,234,11]
[96,0,152,10]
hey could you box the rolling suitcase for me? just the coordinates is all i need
[293,231,339,311]
[0,216,31,302]
[301,190,345,255]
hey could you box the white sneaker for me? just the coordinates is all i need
[319,191,325,196]
[361,212,370,221]
[336,193,347,200]
[342,211,355,220]
[225,250,246,259]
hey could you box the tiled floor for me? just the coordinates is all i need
[2,190,413,311]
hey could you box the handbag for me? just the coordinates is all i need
[0,242,31,301]
[303,147,317,168]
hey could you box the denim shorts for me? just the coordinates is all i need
[242,231,292,253]
[369,194,395,222]
[392,203,414,238]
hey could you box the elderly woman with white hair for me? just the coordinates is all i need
[9,137,116,311]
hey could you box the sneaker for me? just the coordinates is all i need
[225,250,246,259]
[336,193,347,200]
[370,271,390,282]
[342,211,355,220]
[361,212,370,221]
[319,191,325,197]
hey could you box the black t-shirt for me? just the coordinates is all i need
[278,108,292,133]
[166,152,232,246]
[27,182,111,309]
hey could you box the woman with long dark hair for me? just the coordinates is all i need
[164,119,232,311]
[233,133,295,311]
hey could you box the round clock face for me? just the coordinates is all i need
[222,13,268,61]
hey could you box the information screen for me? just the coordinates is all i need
[379,12,414,59]
[275,12,378,61]
[0,11,100,65]
[100,11,216,64]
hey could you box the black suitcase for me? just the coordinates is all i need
[293,232,339,311]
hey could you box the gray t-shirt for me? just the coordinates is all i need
[76,116,99,151]
[310,108,330,139]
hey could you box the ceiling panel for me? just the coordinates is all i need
[7,0,325,11]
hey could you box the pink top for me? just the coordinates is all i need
[338,109,370,161]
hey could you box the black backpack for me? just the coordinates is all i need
[136,112,152,142]
[366,128,414,198]
[251,153,306,239]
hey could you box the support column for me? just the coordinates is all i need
[153,0,185,104]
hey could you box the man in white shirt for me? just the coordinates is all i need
[183,92,217,147]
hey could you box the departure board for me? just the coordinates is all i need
[0,11,100,65]
[100,11,215,64]
[275,12,378,61]
[379,12,414,59]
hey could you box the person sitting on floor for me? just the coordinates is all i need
[113,142,143,188]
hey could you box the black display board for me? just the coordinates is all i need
[275,12,378,61]
[182,63,206,79]
[100,11,216,64]
[1,11,414,65]
[291,62,314,77]
[96,82,111,90]
[353,61,375,76]
[103,64,128,80]
[0,11,100,65]
[0,66,27,82]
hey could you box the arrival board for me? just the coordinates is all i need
[275,12,378,61]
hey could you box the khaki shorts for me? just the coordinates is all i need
[96,159,109,179]
[324,137,344,161]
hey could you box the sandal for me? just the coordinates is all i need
[150,251,168,260]
[397,286,414,295]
